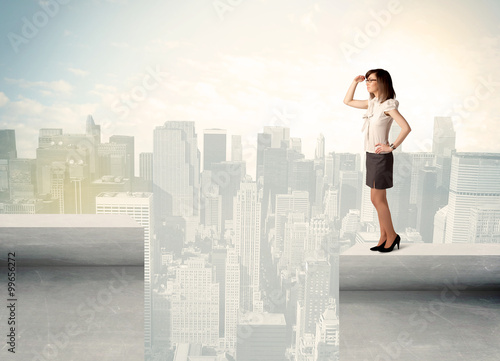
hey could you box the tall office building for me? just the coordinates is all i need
[256,132,272,182]
[469,204,500,243]
[289,159,315,205]
[170,257,219,346]
[98,142,128,178]
[140,152,153,181]
[283,212,308,269]
[315,134,325,160]
[445,153,500,243]
[153,121,200,221]
[274,191,310,254]
[416,167,438,243]
[203,129,227,171]
[433,116,456,208]
[290,137,302,153]
[388,152,412,231]
[211,248,228,339]
[95,191,153,348]
[301,258,331,335]
[262,147,289,225]
[314,302,339,361]
[95,191,153,242]
[210,161,245,232]
[314,168,326,212]
[0,159,8,201]
[433,206,448,244]
[38,128,62,147]
[341,209,361,236]
[109,135,134,180]
[231,135,242,162]
[224,248,240,350]
[236,312,287,361]
[50,162,66,213]
[0,129,17,159]
[36,128,97,197]
[233,181,261,312]
[308,216,330,252]
[263,126,290,149]
[203,185,222,233]
[338,170,362,220]
[408,153,435,205]
[323,187,338,221]
[324,152,359,188]
[360,176,377,223]
[9,159,36,199]
[432,117,456,157]
[324,153,334,186]
[86,115,101,144]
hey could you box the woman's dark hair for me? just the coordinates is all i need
[365,68,396,103]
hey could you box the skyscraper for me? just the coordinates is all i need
[274,191,310,254]
[9,159,36,199]
[203,128,226,171]
[301,258,331,335]
[256,132,272,182]
[469,204,500,243]
[231,134,242,162]
[315,133,325,160]
[433,116,456,208]
[109,135,135,180]
[432,116,456,157]
[289,159,315,205]
[314,302,339,361]
[224,248,240,349]
[209,161,246,232]
[170,257,219,346]
[445,153,500,243]
[263,126,290,149]
[262,147,288,225]
[408,152,435,205]
[338,170,362,220]
[153,121,200,220]
[233,181,261,312]
[283,212,308,269]
[140,152,153,181]
[98,142,128,178]
[0,129,17,159]
[416,167,438,243]
[236,312,287,361]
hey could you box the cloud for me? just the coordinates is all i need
[4,78,73,95]
[111,41,130,49]
[68,67,89,77]
[288,3,321,33]
[0,92,9,107]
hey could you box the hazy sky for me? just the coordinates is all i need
[1,0,499,177]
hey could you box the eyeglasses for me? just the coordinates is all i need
[366,79,377,83]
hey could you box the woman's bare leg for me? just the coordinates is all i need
[371,186,397,247]
[371,183,387,246]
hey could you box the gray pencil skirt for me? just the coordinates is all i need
[366,151,394,189]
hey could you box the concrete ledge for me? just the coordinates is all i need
[340,243,500,291]
[0,214,145,266]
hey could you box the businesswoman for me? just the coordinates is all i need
[343,69,411,252]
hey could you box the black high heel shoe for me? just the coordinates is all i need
[378,234,400,253]
[370,240,386,251]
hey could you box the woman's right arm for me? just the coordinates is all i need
[343,76,368,109]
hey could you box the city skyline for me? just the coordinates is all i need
[1,0,500,180]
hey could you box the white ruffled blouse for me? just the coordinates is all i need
[362,97,399,154]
